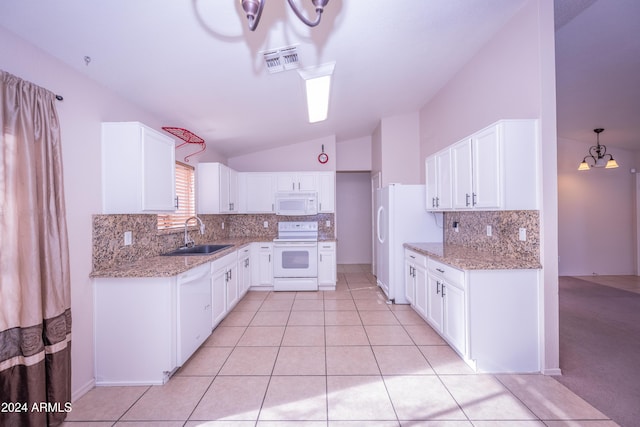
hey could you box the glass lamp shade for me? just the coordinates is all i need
[606,158,619,169]
[578,161,590,171]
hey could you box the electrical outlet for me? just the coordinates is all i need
[519,228,527,241]
[221,222,225,230]
[486,225,492,237]
[263,221,269,228]
[325,220,331,227]
[124,231,132,246]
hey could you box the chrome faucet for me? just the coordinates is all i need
[184,216,205,247]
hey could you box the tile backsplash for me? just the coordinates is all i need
[92,213,335,271]
[444,210,539,261]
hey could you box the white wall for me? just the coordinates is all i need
[417,0,560,373]
[336,136,372,172]
[371,112,422,186]
[228,135,336,172]
[336,172,372,264]
[558,137,637,275]
[0,26,225,400]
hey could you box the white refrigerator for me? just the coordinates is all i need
[374,184,443,304]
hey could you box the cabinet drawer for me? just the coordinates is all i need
[405,249,427,268]
[428,259,464,286]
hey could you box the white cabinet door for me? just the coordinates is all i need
[251,243,273,287]
[228,168,238,212]
[244,173,275,212]
[275,172,318,192]
[426,273,443,332]
[425,155,438,210]
[225,262,239,310]
[414,264,428,317]
[197,162,239,214]
[437,150,452,209]
[404,257,415,305]
[451,139,473,209]
[102,122,176,214]
[318,242,336,288]
[443,282,466,356]
[472,126,500,209]
[238,252,251,296]
[142,128,177,211]
[298,172,318,192]
[426,150,453,211]
[318,172,335,212]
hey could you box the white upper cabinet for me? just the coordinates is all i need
[434,119,539,211]
[276,172,318,192]
[197,162,239,214]
[317,171,335,213]
[425,149,452,210]
[102,122,176,214]
[238,172,275,213]
[199,169,336,214]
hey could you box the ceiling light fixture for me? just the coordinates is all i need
[240,0,330,31]
[298,62,335,123]
[578,128,619,170]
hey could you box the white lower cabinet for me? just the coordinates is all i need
[405,249,540,373]
[211,251,238,328]
[405,249,427,312]
[427,259,467,358]
[318,241,337,290]
[237,245,251,297]
[251,242,273,288]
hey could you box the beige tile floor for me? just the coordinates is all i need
[63,264,619,426]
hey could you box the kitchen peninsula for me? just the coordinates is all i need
[404,238,541,374]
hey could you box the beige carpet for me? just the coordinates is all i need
[556,276,640,427]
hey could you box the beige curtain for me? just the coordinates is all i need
[0,70,72,427]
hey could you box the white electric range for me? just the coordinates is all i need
[272,221,318,291]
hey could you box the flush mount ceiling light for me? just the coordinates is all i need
[578,128,619,170]
[298,62,335,123]
[240,0,330,31]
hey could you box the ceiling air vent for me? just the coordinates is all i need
[263,45,299,74]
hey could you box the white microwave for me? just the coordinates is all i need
[275,192,318,216]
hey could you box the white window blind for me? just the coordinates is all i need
[157,162,195,230]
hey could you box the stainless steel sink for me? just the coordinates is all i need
[163,244,232,256]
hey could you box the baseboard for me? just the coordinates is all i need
[72,378,95,402]
[543,367,562,376]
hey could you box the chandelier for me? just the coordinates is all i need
[578,128,619,170]
[240,0,330,31]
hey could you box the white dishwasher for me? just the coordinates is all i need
[177,263,212,366]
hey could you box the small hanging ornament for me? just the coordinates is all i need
[318,144,329,164]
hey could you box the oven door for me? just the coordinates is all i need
[273,241,318,278]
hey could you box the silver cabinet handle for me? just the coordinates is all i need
[465,193,470,206]
[436,268,445,273]
[472,193,477,206]
[436,281,441,294]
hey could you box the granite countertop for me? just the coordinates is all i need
[91,237,263,279]
[404,242,542,270]
[91,237,337,279]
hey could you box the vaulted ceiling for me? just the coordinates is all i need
[1,1,638,157]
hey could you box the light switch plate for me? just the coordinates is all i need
[486,225,492,237]
[124,231,132,246]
